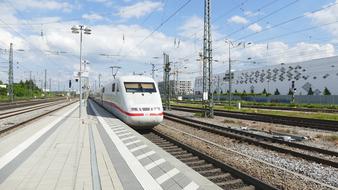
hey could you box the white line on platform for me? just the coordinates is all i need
[89,101,163,190]
[130,145,148,153]
[183,182,199,190]
[125,140,141,146]
[0,103,78,170]
[156,168,180,184]
[120,136,136,141]
[112,127,125,131]
[114,129,128,134]
[144,158,166,170]
[117,132,132,138]
[136,151,155,160]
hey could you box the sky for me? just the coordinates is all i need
[0,0,338,91]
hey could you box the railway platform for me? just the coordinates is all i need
[0,100,221,190]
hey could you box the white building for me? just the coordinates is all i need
[158,80,193,96]
[194,56,338,95]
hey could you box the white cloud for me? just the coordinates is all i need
[248,23,262,32]
[244,11,263,17]
[14,0,73,12]
[306,1,338,40]
[228,15,248,24]
[178,16,203,39]
[82,13,104,21]
[118,1,163,19]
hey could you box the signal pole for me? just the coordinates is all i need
[29,71,32,97]
[98,74,101,88]
[8,43,14,102]
[44,69,47,97]
[163,53,171,110]
[202,0,213,117]
[151,63,155,79]
[49,78,51,93]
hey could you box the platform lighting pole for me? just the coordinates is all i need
[71,25,91,118]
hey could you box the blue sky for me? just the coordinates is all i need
[0,0,338,91]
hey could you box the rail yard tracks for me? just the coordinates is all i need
[164,112,338,168]
[0,100,77,135]
[0,98,66,111]
[170,106,338,131]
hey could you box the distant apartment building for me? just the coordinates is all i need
[194,56,338,95]
[158,80,193,96]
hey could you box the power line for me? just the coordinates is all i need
[213,0,251,23]
[136,0,192,47]
[234,1,338,42]
[225,0,286,38]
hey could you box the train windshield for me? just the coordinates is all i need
[124,82,156,93]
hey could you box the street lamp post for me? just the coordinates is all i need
[71,25,91,118]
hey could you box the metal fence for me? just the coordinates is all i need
[181,95,338,105]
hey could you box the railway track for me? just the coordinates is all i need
[0,100,77,135]
[164,112,338,168]
[0,100,67,119]
[0,98,66,111]
[170,106,338,131]
[143,130,278,190]
[176,101,338,113]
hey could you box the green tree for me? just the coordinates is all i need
[308,87,314,95]
[323,87,331,95]
[262,88,267,94]
[274,88,280,95]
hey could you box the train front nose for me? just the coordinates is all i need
[127,112,163,128]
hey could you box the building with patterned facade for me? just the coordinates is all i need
[194,56,338,95]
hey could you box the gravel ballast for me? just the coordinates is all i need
[155,119,338,189]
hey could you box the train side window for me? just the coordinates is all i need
[116,85,119,92]
[112,83,115,92]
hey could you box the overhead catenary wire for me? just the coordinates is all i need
[135,0,192,47]
[177,1,338,69]
[234,1,338,42]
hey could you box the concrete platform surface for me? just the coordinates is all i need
[0,101,221,190]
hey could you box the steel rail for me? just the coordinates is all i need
[145,130,279,190]
[170,106,338,131]
[164,113,338,168]
[0,101,77,135]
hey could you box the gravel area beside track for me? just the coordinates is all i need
[156,120,338,189]
[0,100,72,132]
[167,110,338,152]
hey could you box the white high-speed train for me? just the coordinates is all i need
[92,75,163,129]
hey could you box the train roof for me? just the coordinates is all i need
[117,75,155,83]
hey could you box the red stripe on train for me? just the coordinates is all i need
[103,100,163,117]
